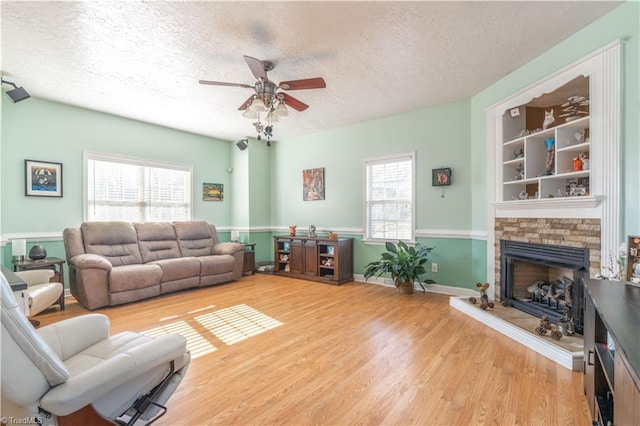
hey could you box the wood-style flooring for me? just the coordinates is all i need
[35,274,592,425]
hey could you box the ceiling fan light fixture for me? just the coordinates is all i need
[242,109,258,119]
[274,103,288,117]
[249,98,266,112]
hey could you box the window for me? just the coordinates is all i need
[364,152,415,242]
[85,151,192,222]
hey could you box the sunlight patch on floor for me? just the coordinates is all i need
[142,320,217,359]
[196,304,283,345]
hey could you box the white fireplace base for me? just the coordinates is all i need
[449,296,583,371]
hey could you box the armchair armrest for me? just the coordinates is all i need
[38,314,110,360]
[69,254,112,271]
[39,334,187,416]
[212,242,244,256]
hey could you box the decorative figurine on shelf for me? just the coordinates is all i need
[573,156,583,171]
[513,148,524,159]
[560,96,589,122]
[328,231,338,240]
[542,109,555,130]
[309,225,317,238]
[544,137,555,175]
[574,129,585,144]
[289,225,297,237]
[515,163,524,180]
[580,153,589,170]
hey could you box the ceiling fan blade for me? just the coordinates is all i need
[281,93,309,111]
[279,77,326,90]
[199,80,252,89]
[238,95,254,111]
[243,55,268,81]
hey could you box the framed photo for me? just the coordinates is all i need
[432,167,451,186]
[202,183,223,201]
[303,167,325,201]
[25,159,63,197]
[327,246,335,256]
[627,236,640,284]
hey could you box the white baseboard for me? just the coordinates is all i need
[354,274,480,297]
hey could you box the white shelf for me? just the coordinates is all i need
[501,113,590,202]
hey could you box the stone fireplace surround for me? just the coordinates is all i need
[495,217,602,298]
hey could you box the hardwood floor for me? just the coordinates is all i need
[35,274,592,425]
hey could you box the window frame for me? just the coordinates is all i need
[83,150,193,222]
[362,151,416,244]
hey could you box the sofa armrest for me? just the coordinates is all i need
[211,242,244,256]
[69,254,112,271]
[38,314,110,361]
[14,269,55,285]
[39,334,188,416]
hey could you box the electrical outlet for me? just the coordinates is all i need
[431,263,438,273]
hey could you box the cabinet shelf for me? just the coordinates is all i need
[274,236,353,285]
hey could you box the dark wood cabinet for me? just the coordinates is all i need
[274,236,353,285]
[583,279,640,426]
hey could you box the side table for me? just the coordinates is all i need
[242,243,256,275]
[12,257,66,310]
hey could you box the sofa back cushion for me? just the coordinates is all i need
[81,221,143,266]
[134,222,181,263]
[173,221,213,257]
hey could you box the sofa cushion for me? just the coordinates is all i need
[81,222,143,266]
[149,257,200,283]
[134,222,181,263]
[173,221,214,257]
[109,264,162,293]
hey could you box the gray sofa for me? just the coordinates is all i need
[63,221,244,310]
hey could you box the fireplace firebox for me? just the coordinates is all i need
[501,240,589,334]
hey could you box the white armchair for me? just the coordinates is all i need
[13,269,63,317]
[0,274,190,425]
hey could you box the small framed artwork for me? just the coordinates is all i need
[327,246,335,256]
[202,183,224,201]
[626,236,640,284]
[432,167,452,186]
[25,159,63,197]
[303,167,325,201]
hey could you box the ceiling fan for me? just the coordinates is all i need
[199,55,326,143]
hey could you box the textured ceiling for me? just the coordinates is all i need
[1,1,621,142]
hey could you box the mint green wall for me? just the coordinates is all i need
[248,138,272,227]
[271,99,478,288]
[272,100,472,230]
[1,97,234,236]
[470,1,639,238]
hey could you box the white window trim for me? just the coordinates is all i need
[362,151,416,245]
[83,150,193,222]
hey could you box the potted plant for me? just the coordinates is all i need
[363,241,435,294]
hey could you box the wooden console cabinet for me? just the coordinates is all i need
[274,236,353,285]
[583,278,640,426]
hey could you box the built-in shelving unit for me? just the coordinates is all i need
[501,106,591,202]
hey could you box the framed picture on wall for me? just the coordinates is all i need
[25,159,63,197]
[202,183,224,201]
[432,167,451,186]
[303,167,325,201]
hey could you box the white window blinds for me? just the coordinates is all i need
[364,153,415,241]
[85,152,192,222]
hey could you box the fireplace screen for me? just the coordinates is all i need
[501,240,589,334]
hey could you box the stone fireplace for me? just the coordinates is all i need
[500,240,590,334]
[495,218,601,332]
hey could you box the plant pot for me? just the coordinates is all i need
[397,280,414,294]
